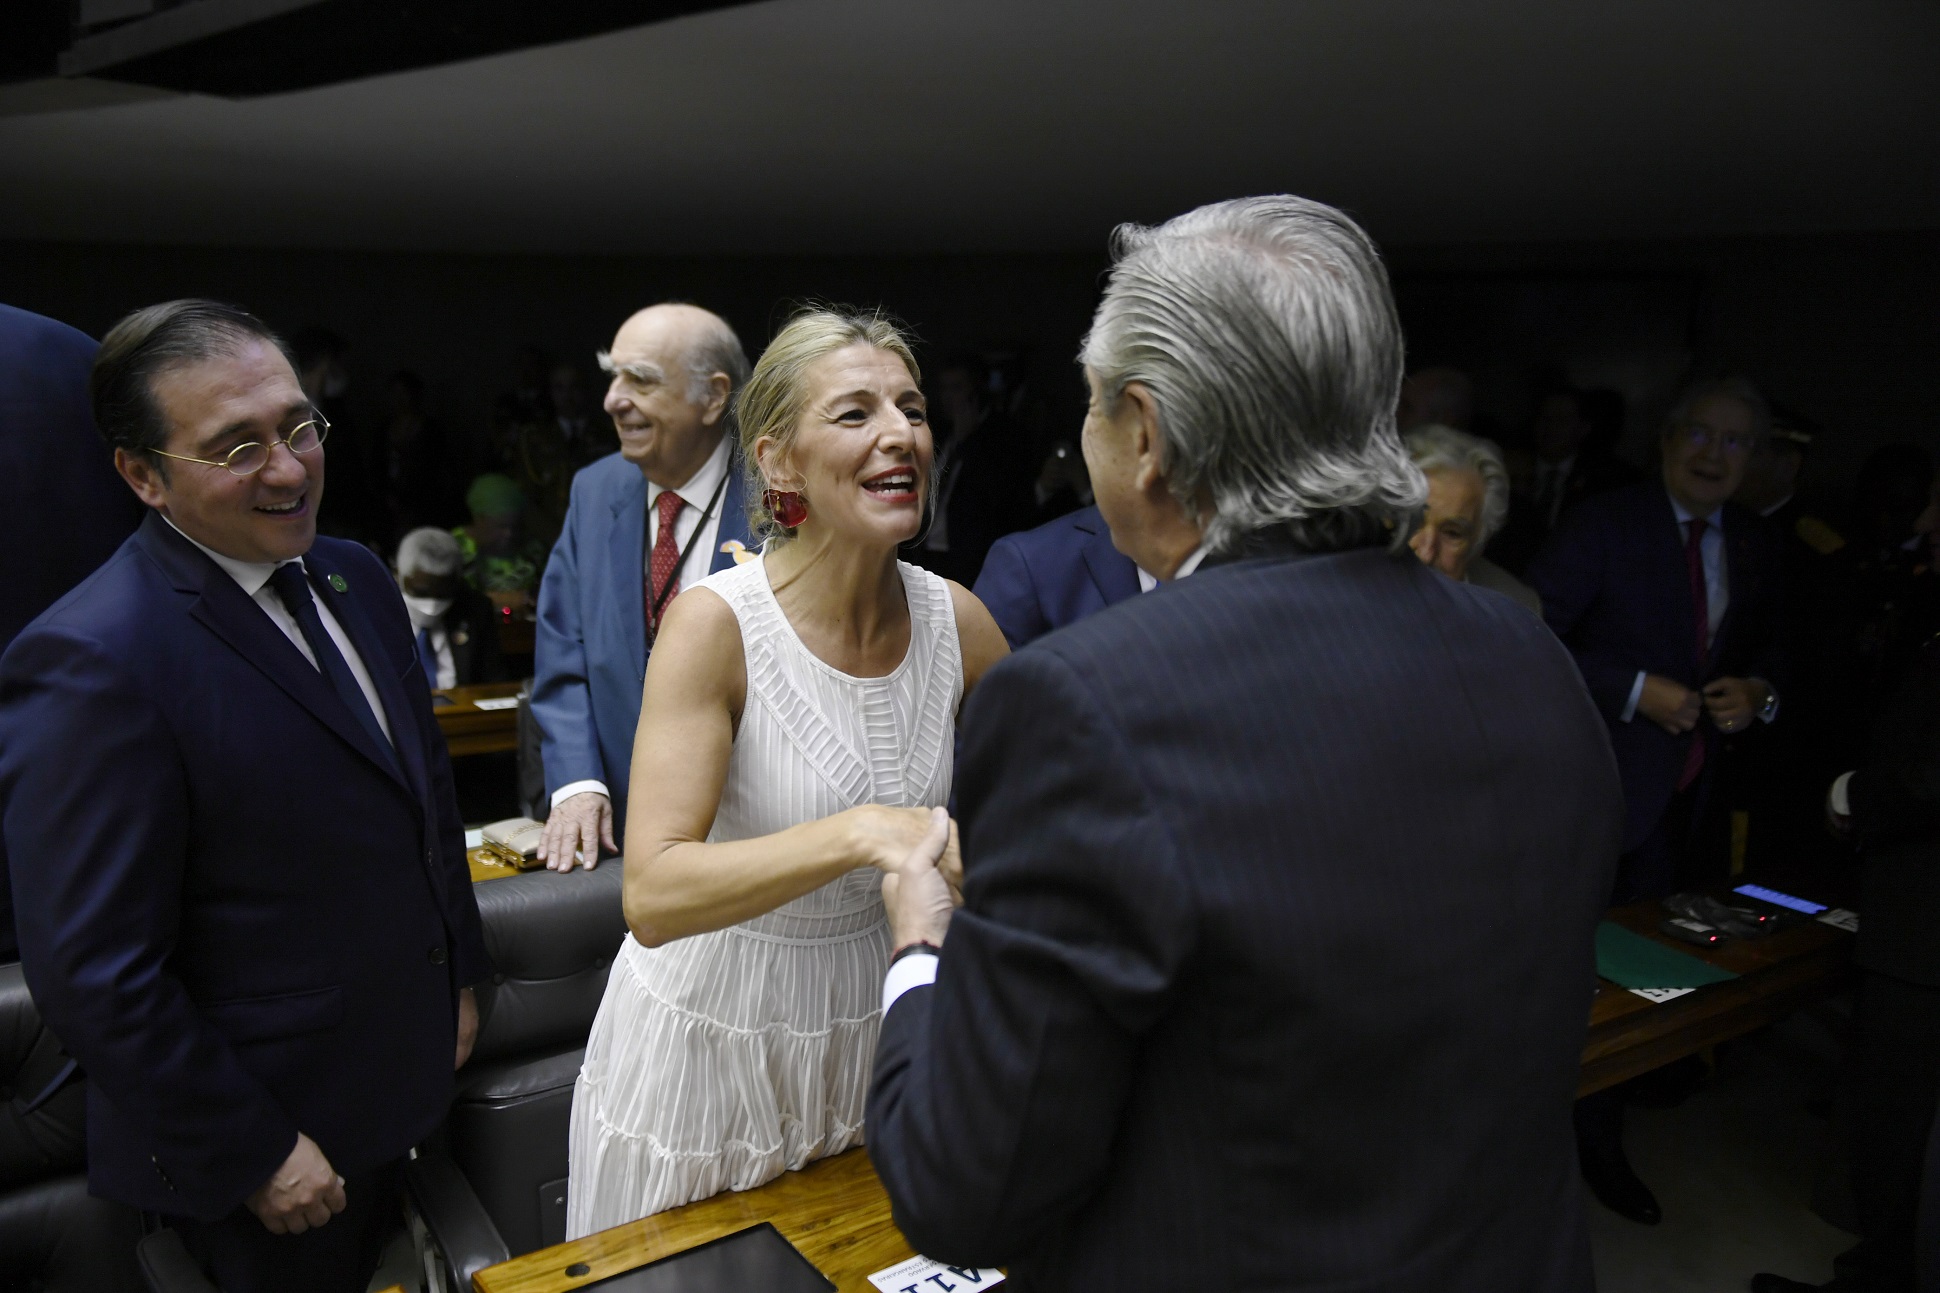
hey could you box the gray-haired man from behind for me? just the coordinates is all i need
[866,196,1621,1292]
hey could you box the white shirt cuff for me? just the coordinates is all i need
[1830,771,1854,819]
[1620,671,1646,723]
[551,780,610,809]
[882,951,939,1015]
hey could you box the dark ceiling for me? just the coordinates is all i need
[1,0,1935,257]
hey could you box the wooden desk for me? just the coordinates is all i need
[1579,897,1852,1096]
[435,681,524,757]
[473,1147,911,1293]
[477,896,1855,1291]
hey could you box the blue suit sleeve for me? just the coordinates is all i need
[531,477,604,797]
[1,628,297,1219]
[1526,513,1640,719]
[970,534,1048,652]
[867,647,1195,1264]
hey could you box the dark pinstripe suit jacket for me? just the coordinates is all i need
[869,542,1621,1292]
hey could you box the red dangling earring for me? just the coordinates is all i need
[763,489,808,529]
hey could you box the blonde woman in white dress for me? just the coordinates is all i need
[566,308,1009,1236]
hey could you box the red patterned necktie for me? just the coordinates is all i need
[646,490,686,638]
[1678,516,1709,790]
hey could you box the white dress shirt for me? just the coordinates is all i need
[403,595,459,691]
[552,435,734,809]
[884,537,1211,1015]
[166,517,393,744]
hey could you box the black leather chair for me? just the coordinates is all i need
[0,961,144,1291]
[410,863,626,1288]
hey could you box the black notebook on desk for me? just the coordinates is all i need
[580,1223,834,1292]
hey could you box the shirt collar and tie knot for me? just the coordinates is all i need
[266,561,400,773]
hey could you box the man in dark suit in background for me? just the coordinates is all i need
[869,196,1622,1293]
[970,504,1139,649]
[0,304,147,961]
[1527,376,1788,1228]
[0,301,488,1292]
[1755,509,1940,1292]
[395,526,510,688]
[1491,386,1640,573]
[0,304,146,655]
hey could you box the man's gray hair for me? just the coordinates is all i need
[1664,375,1771,444]
[397,526,462,577]
[1080,195,1426,555]
[595,305,751,428]
[1405,424,1512,548]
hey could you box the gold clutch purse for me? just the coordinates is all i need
[478,816,547,870]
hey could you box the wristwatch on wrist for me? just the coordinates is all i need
[1757,688,1779,723]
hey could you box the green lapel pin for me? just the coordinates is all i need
[328,573,347,593]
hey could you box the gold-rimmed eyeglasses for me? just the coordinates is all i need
[150,414,330,477]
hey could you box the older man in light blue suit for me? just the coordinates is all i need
[531,304,755,869]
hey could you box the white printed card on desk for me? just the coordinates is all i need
[868,1254,1004,1292]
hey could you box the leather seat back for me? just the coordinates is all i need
[468,864,627,1064]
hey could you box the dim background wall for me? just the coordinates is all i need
[3,226,1934,513]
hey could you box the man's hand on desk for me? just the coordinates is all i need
[456,986,478,1070]
[1638,675,1701,735]
[538,792,615,871]
[246,1132,346,1234]
[882,807,960,952]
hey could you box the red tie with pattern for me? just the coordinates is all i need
[646,490,686,639]
[1678,516,1709,790]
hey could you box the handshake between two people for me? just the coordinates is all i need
[1638,673,1771,737]
[875,804,962,953]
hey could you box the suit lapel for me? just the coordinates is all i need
[607,473,649,677]
[304,547,422,800]
[1078,512,1141,606]
[140,518,409,791]
[1646,489,1703,681]
[709,466,753,574]
[1713,513,1753,672]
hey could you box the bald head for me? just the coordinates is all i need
[599,303,750,486]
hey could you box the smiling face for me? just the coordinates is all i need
[1409,465,1487,580]
[117,339,324,564]
[1662,392,1756,515]
[759,344,931,550]
[601,306,730,488]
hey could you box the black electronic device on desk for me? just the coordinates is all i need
[578,1224,834,1292]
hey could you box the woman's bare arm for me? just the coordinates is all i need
[621,586,946,947]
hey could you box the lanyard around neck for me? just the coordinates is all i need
[645,468,732,626]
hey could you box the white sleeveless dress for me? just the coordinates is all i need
[565,555,962,1237]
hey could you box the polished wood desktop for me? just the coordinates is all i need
[471,894,1853,1292]
[434,681,524,757]
[472,1147,912,1293]
[1579,896,1851,1096]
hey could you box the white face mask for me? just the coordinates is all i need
[403,594,454,620]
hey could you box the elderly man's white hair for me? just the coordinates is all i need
[1405,424,1512,548]
[1080,195,1426,555]
[396,526,462,577]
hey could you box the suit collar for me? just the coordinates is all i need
[302,544,424,798]
[137,516,417,798]
[1073,507,1141,605]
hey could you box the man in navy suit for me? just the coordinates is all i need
[869,197,1622,1292]
[0,305,147,961]
[0,301,488,1292]
[531,304,755,869]
[0,305,145,656]
[1528,377,1787,904]
[1526,377,1788,1229]
[971,504,1140,649]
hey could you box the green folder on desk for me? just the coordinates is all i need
[1595,921,1739,990]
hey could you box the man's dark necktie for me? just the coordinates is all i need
[267,562,401,777]
[1678,517,1709,790]
[416,627,440,685]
